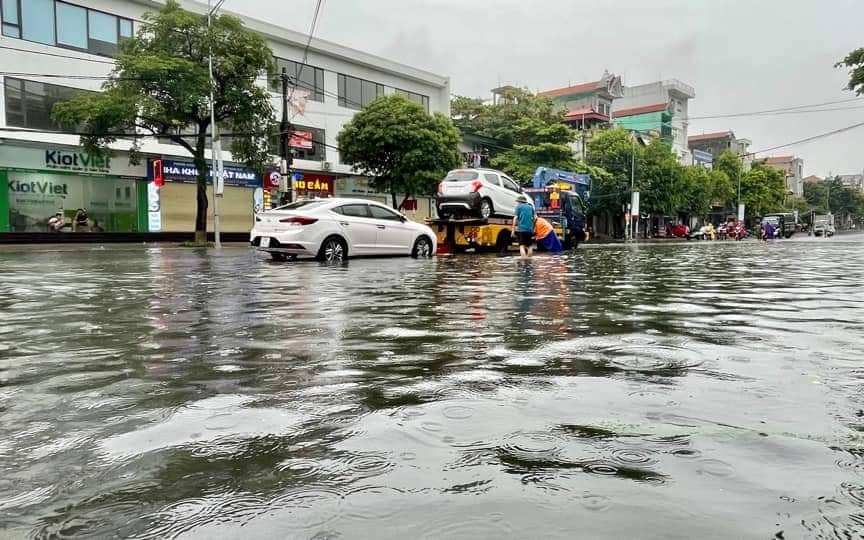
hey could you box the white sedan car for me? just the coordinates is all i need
[250,198,437,261]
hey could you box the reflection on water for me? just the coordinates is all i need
[1,238,864,539]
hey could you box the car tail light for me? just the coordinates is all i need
[279,216,318,226]
[470,180,483,192]
[437,182,444,194]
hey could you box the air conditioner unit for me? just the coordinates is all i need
[321,161,332,171]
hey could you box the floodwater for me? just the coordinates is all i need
[1,237,864,539]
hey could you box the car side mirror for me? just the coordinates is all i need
[399,215,407,223]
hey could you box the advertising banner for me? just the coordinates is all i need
[149,159,261,188]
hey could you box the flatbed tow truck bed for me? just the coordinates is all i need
[427,217,515,255]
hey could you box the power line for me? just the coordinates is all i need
[289,0,326,118]
[687,97,864,120]
[747,121,864,156]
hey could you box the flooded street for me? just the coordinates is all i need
[2,238,864,539]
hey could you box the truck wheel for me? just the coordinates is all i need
[479,198,494,219]
[496,229,511,253]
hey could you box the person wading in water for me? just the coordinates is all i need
[512,195,536,258]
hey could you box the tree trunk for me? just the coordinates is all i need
[398,193,412,211]
[193,137,209,245]
[390,191,397,209]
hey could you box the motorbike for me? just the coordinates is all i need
[687,223,716,241]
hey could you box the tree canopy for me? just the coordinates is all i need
[836,47,864,95]
[53,0,275,242]
[804,177,864,219]
[337,94,462,209]
[451,88,577,180]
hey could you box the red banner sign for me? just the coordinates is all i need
[289,131,313,149]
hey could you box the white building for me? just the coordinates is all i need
[0,0,450,234]
[612,79,696,165]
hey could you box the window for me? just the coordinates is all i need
[4,77,90,131]
[445,170,478,182]
[337,74,384,110]
[369,205,402,221]
[1,0,21,37]
[338,204,371,218]
[271,58,324,102]
[21,0,54,44]
[395,89,430,112]
[2,0,132,56]
[56,2,87,49]
[88,10,118,56]
[597,101,610,116]
[483,173,500,186]
[502,177,520,192]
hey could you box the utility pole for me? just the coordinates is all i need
[630,133,636,241]
[207,0,221,248]
[280,67,294,205]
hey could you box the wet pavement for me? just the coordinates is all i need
[1,237,864,539]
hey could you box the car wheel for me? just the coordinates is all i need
[317,236,347,262]
[411,236,434,258]
[479,198,493,219]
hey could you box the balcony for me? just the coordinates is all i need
[662,79,696,99]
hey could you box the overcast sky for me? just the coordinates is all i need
[233,0,864,177]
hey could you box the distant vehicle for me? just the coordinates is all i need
[250,198,436,261]
[762,213,796,238]
[813,220,835,237]
[687,223,715,240]
[727,222,748,240]
[435,168,530,219]
[671,223,689,238]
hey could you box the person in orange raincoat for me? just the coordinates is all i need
[534,217,563,253]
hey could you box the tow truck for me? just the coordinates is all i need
[525,166,591,249]
[430,167,591,254]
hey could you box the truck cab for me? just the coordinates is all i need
[527,167,591,248]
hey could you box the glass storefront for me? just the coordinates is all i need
[7,170,140,232]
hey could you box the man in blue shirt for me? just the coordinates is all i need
[512,195,536,257]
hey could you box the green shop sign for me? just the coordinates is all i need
[44,149,111,173]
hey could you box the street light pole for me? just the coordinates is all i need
[630,133,636,241]
[208,0,222,248]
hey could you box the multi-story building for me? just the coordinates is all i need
[762,156,804,196]
[837,172,864,192]
[0,0,450,234]
[688,131,753,170]
[538,72,624,130]
[611,79,695,165]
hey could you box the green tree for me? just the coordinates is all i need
[53,0,274,243]
[836,47,864,95]
[639,139,684,217]
[714,150,743,199]
[451,88,577,181]
[337,94,462,209]
[679,165,713,217]
[740,162,785,218]
[709,169,736,211]
[585,127,640,217]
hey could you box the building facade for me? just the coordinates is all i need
[837,173,864,192]
[612,79,695,165]
[0,0,450,233]
[538,72,624,130]
[763,156,804,196]
[688,131,753,170]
